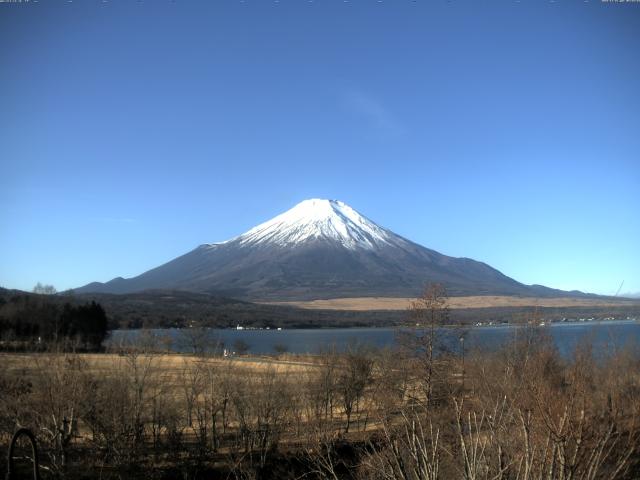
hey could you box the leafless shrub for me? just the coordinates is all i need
[336,344,374,433]
[361,407,441,480]
[0,316,638,479]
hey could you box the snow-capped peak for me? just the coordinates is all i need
[228,199,403,250]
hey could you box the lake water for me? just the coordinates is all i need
[108,320,640,358]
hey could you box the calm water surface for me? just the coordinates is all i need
[108,320,640,358]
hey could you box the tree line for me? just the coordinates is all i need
[0,292,108,351]
[0,285,638,479]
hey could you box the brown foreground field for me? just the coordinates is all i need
[266,295,640,311]
[1,323,640,480]
[0,351,317,376]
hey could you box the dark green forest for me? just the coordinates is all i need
[0,292,107,350]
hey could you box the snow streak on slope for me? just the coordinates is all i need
[216,199,406,250]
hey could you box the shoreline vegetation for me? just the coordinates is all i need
[1,327,639,479]
[0,284,638,478]
[2,286,639,333]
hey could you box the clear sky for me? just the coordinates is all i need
[1,0,638,296]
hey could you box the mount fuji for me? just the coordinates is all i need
[77,199,572,300]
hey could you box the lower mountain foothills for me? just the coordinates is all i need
[1,287,638,343]
[0,288,108,351]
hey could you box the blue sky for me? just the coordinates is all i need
[1,0,638,296]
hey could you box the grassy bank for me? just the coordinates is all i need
[1,326,640,479]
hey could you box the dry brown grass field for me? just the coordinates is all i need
[265,295,640,310]
[0,351,319,378]
[1,327,639,479]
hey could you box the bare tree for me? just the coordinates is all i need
[399,283,450,406]
[234,339,250,356]
[30,352,90,471]
[273,343,289,355]
[362,407,441,480]
[337,344,373,433]
[177,327,223,356]
[33,282,57,295]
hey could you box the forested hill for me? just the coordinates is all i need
[0,288,401,331]
[1,288,639,334]
[70,289,401,329]
[0,287,108,350]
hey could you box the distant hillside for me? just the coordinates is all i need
[47,290,640,329]
[71,289,398,329]
[3,287,405,329]
[2,287,638,331]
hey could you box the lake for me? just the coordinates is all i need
[108,320,640,358]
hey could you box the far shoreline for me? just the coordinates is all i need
[108,317,639,332]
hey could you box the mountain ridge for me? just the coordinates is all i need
[77,199,590,300]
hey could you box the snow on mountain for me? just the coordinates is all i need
[218,199,405,250]
[76,198,581,300]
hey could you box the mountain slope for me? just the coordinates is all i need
[77,199,578,300]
